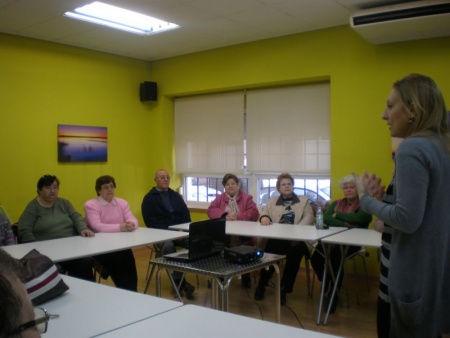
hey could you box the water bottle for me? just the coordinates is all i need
[316,207,324,230]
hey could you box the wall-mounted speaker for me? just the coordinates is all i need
[140,81,157,101]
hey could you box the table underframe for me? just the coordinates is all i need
[152,253,285,323]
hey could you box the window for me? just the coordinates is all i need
[183,176,249,203]
[175,92,244,174]
[257,176,330,206]
[246,84,330,173]
[175,83,330,207]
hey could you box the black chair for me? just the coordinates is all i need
[11,223,19,244]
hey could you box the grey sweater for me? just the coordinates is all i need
[18,198,87,243]
[360,136,450,337]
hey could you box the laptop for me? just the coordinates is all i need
[164,218,226,262]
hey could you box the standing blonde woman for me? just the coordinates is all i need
[354,74,450,338]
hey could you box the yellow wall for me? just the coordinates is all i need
[150,25,450,200]
[0,33,161,223]
[1,26,449,274]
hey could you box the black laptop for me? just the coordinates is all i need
[164,218,226,262]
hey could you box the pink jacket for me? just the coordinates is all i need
[84,197,139,232]
[207,191,259,221]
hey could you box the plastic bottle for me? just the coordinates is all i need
[316,207,323,230]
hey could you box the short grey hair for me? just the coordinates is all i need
[339,175,355,190]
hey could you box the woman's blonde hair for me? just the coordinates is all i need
[394,74,450,151]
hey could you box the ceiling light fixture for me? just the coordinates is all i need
[65,2,179,35]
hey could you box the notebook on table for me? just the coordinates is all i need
[164,218,226,262]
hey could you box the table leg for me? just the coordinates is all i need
[272,263,281,323]
[166,270,184,303]
[156,267,162,297]
[211,279,218,309]
[316,243,330,325]
[155,267,183,303]
[323,245,349,325]
[214,277,232,311]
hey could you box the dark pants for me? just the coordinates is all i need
[310,242,362,292]
[94,249,138,292]
[59,258,95,282]
[377,296,391,338]
[258,239,309,292]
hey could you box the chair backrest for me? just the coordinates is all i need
[0,206,18,244]
[11,223,19,244]
[0,205,11,221]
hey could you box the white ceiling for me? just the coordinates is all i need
[0,0,420,61]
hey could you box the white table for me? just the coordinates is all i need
[42,275,183,338]
[170,221,349,241]
[318,228,382,325]
[97,304,343,338]
[2,227,187,261]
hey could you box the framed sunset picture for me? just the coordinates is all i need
[58,124,108,163]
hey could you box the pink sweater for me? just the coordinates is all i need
[84,197,139,232]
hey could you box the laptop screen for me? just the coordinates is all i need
[188,218,226,260]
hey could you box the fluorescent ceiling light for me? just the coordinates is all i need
[65,2,179,35]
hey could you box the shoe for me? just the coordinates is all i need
[254,286,265,301]
[280,286,286,305]
[182,281,195,300]
[326,294,339,314]
[241,273,251,288]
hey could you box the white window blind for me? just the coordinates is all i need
[246,83,330,173]
[175,91,244,174]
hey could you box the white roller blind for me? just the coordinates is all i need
[246,83,330,173]
[175,91,244,174]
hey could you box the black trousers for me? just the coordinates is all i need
[59,258,95,282]
[377,296,391,338]
[94,249,138,292]
[258,239,309,292]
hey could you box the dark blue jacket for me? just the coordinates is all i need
[141,187,191,230]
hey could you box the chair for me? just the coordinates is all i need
[145,244,158,282]
[144,244,166,294]
[11,223,19,244]
[143,243,201,295]
[343,247,370,306]
[92,258,109,284]
[309,245,370,306]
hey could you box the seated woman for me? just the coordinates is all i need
[18,175,95,281]
[254,172,314,305]
[0,213,15,246]
[84,175,139,292]
[207,173,259,287]
[310,175,372,314]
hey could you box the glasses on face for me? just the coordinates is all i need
[101,184,115,190]
[158,176,170,180]
[11,307,59,335]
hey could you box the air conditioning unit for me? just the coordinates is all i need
[350,0,450,44]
